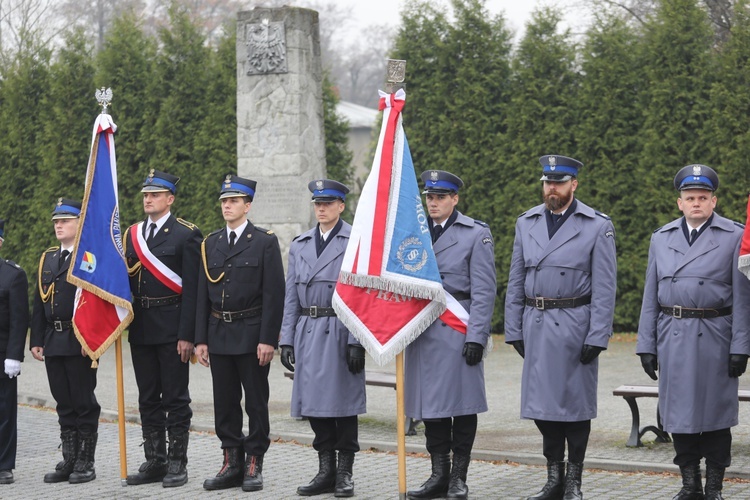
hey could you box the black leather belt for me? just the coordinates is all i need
[135,295,181,309]
[211,306,263,322]
[525,295,592,310]
[51,320,72,332]
[301,307,336,318]
[660,305,732,319]
[451,292,471,301]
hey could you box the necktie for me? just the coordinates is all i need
[552,212,563,224]
[59,249,70,271]
[147,222,157,242]
[229,231,236,249]
[433,225,443,243]
[690,228,698,245]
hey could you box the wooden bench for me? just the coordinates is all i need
[283,371,423,435]
[613,385,750,448]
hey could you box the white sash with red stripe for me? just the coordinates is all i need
[130,223,182,294]
[440,291,469,334]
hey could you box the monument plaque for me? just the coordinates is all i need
[237,7,325,259]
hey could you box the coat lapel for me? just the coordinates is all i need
[146,215,173,250]
[226,223,253,259]
[309,223,350,278]
[673,220,721,274]
[538,214,582,263]
[53,249,71,278]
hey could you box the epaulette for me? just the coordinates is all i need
[735,221,745,230]
[6,259,21,270]
[255,226,274,235]
[474,220,489,228]
[206,228,224,239]
[45,246,60,253]
[595,211,611,220]
[176,218,198,230]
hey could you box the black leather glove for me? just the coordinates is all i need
[462,342,484,366]
[729,354,749,378]
[510,340,525,359]
[280,345,295,372]
[580,344,604,364]
[639,353,658,381]
[347,345,365,374]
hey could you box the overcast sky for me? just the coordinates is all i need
[333,0,589,42]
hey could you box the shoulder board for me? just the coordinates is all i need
[595,211,611,220]
[255,226,274,235]
[176,218,198,230]
[6,259,21,270]
[45,246,60,253]
[474,220,489,228]
[734,221,745,229]
[207,228,223,238]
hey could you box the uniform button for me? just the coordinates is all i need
[555,322,559,326]
[307,283,312,287]
[440,274,444,279]
[441,322,446,327]
[698,281,704,285]
[227,264,232,268]
[560,272,565,276]
[307,329,312,333]
[54,303,59,307]
[672,278,677,283]
[226,279,231,283]
[328,284,333,289]
[535,318,541,323]
[673,331,678,335]
[698,332,703,337]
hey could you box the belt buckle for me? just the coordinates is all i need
[222,311,233,323]
[54,320,63,332]
[673,305,682,319]
[140,297,150,309]
[309,306,318,318]
[534,297,545,310]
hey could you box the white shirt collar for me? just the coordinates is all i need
[227,219,249,240]
[687,220,707,233]
[147,211,171,233]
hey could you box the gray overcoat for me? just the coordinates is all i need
[636,214,750,433]
[405,212,496,420]
[505,200,617,421]
[279,222,366,418]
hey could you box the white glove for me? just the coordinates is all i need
[4,359,21,378]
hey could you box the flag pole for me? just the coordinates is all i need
[396,352,407,499]
[116,336,128,484]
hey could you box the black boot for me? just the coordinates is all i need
[44,430,78,483]
[163,430,189,487]
[334,451,355,498]
[446,453,471,499]
[297,450,336,496]
[562,462,583,500]
[407,453,451,499]
[68,432,97,484]
[528,461,565,500]
[126,429,168,485]
[203,447,244,490]
[242,455,264,492]
[704,465,724,500]
[673,464,704,500]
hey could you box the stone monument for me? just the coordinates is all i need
[236,7,325,258]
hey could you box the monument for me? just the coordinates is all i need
[236,7,325,257]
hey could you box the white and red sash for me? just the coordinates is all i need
[130,222,182,294]
[440,291,469,334]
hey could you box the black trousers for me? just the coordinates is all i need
[673,428,732,468]
[131,342,192,433]
[534,419,591,463]
[309,416,359,453]
[210,352,270,456]
[0,376,16,469]
[45,355,100,434]
[424,414,478,456]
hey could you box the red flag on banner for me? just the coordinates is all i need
[739,195,750,280]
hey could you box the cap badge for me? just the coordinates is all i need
[549,156,556,170]
[430,171,438,181]
[692,165,701,176]
[316,180,324,190]
[147,169,155,183]
[57,198,63,207]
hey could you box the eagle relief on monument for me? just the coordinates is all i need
[246,18,288,75]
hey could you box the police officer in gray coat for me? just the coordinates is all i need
[195,175,285,493]
[505,156,617,500]
[279,179,366,498]
[405,170,496,500]
[636,165,750,500]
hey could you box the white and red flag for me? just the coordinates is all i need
[739,194,750,279]
[332,89,447,365]
[67,111,134,365]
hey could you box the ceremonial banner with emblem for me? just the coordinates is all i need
[332,89,446,365]
[739,194,750,279]
[68,111,134,364]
